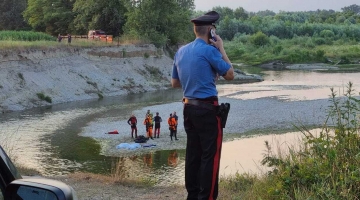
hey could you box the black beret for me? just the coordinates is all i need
[191,11,219,26]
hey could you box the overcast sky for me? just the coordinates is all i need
[194,0,359,12]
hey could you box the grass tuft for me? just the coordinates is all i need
[36,92,52,103]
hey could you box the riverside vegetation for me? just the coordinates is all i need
[218,82,360,199]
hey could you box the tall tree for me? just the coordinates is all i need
[342,4,360,14]
[23,0,46,31]
[72,0,127,36]
[24,0,75,35]
[176,0,194,10]
[217,16,240,40]
[212,6,234,20]
[0,0,29,30]
[234,7,249,20]
[124,0,193,46]
[255,10,276,18]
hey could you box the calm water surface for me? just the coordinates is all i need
[1,69,359,185]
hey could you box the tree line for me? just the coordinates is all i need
[0,0,359,47]
[0,0,195,46]
[214,4,360,42]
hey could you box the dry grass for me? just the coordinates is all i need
[0,35,151,50]
[0,39,116,49]
[52,172,187,200]
[67,172,151,187]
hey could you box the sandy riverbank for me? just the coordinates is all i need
[78,95,331,158]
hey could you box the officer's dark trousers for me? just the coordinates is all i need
[184,103,222,200]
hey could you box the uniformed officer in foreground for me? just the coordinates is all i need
[171,11,234,200]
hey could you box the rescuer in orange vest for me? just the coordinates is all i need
[144,114,154,140]
[168,113,178,141]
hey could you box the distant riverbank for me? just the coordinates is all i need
[0,45,263,113]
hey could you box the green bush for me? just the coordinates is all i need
[226,42,246,59]
[315,49,325,59]
[284,49,311,63]
[339,55,351,64]
[146,31,167,48]
[313,37,326,45]
[320,30,335,38]
[269,35,281,45]
[273,45,283,55]
[36,93,45,99]
[36,93,52,103]
[260,82,360,199]
[250,31,270,46]
[304,39,315,48]
[233,33,251,44]
[0,31,55,41]
[44,96,52,103]
[18,73,24,80]
[144,52,150,58]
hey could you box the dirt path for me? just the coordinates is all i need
[53,173,187,200]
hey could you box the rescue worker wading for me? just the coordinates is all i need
[168,113,178,141]
[171,11,234,200]
[144,114,154,140]
[127,114,138,138]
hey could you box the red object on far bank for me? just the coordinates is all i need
[106,130,119,134]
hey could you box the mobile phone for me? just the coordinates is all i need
[210,29,216,41]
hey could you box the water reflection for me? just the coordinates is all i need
[218,70,360,101]
[167,150,179,167]
[109,150,185,186]
[143,153,153,167]
[219,128,328,177]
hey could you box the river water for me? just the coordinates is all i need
[1,68,360,186]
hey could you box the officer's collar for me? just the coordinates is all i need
[195,38,208,44]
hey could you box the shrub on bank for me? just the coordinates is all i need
[220,82,360,199]
[36,93,52,103]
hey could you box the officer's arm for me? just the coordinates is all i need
[222,68,234,80]
[212,34,234,80]
[219,47,234,80]
[172,78,181,88]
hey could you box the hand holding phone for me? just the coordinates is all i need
[210,29,216,42]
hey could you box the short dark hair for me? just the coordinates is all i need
[195,25,209,36]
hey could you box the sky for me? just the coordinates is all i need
[194,0,359,13]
